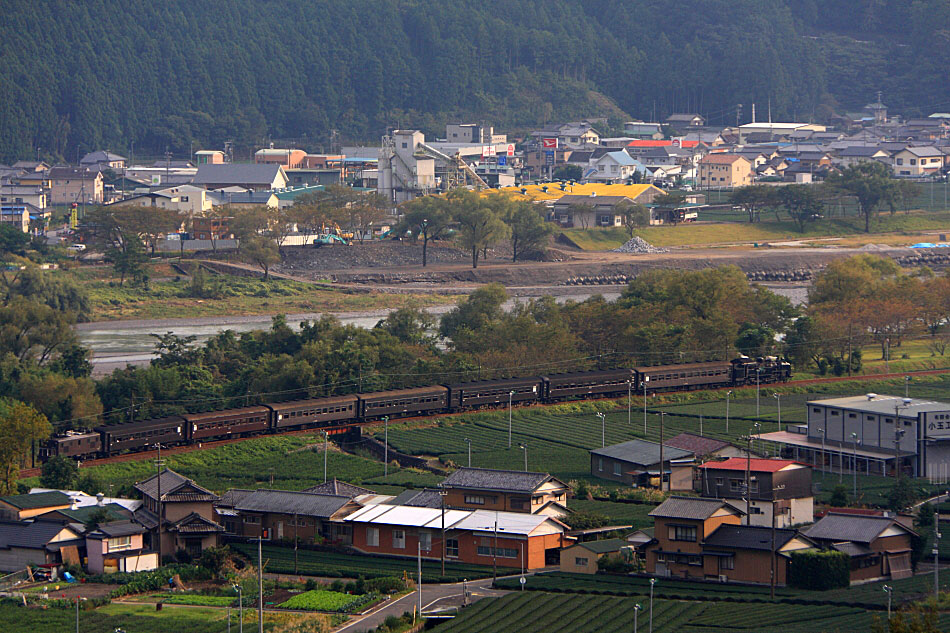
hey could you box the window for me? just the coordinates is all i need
[715,477,724,486]
[613,463,622,476]
[749,480,759,493]
[465,495,486,505]
[831,410,839,416]
[419,531,431,551]
[598,458,603,472]
[729,479,743,492]
[721,556,735,570]
[477,545,519,558]
[910,159,917,165]
[668,525,697,542]
[393,529,406,549]
[108,536,132,551]
[446,538,459,557]
[367,527,379,547]
[575,557,589,566]
[244,515,260,524]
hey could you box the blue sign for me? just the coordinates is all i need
[544,150,555,165]
[497,155,506,166]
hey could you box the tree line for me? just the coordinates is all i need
[3,0,945,162]
[730,162,921,233]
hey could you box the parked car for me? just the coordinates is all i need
[66,244,86,252]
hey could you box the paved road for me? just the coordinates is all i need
[335,576,512,633]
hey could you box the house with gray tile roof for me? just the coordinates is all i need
[804,512,916,582]
[192,164,288,191]
[440,468,569,517]
[591,439,693,488]
[234,489,360,544]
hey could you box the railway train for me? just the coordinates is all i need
[39,356,790,462]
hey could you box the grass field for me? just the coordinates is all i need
[429,592,900,633]
[562,210,950,250]
[72,264,456,320]
[231,543,493,583]
[0,601,337,633]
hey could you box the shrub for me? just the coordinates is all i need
[788,550,849,590]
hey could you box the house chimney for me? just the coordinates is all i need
[96,492,105,506]
[866,393,877,401]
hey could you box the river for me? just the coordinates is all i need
[78,286,807,375]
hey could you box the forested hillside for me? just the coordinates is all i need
[1,0,948,162]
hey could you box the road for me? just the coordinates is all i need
[335,576,511,633]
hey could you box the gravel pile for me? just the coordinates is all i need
[612,236,669,254]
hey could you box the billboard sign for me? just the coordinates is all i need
[544,150,555,165]
[482,145,494,158]
[497,155,507,166]
[506,144,515,157]
[924,411,950,438]
[542,138,558,149]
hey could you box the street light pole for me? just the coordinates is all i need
[383,416,390,477]
[508,391,514,448]
[634,603,641,633]
[756,368,761,417]
[774,393,782,432]
[659,412,666,491]
[905,375,911,398]
[726,390,732,434]
[649,579,656,633]
[627,380,632,427]
[935,528,941,602]
[439,485,447,577]
[258,535,264,633]
[817,427,826,474]
[323,431,328,483]
[519,443,528,472]
[417,541,423,617]
[464,438,472,468]
[643,377,649,434]
[883,585,892,621]
[233,584,244,633]
[152,443,165,566]
[851,432,859,500]
[597,412,606,448]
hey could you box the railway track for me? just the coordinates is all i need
[21,365,950,478]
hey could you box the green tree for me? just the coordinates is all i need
[396,195,451,266]
[0,224,30,257]
[0,399,50,493]
[439,283,507,339]
[240,234,280,280]
[779,184,824,233]
[730,185,779,223]
[105,236,148,287]
[829,484,849,507]
[0,298,79,365]
[40,456,79,489]
[504,199,552,262]
[447,190,508,268]
[887,476,918,512]
[825,161,900,233]
[615,200,651,237]
[552,164,583,181]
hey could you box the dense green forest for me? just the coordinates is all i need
[2,0,949,163]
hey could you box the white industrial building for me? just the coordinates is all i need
[757,393,950,481]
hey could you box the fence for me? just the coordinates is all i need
[0,568,32,591]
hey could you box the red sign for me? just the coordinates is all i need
[542,138,558,149]
[671,138,681,147]
[507,144,515,157]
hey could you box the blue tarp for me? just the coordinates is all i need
[910,243,950,248]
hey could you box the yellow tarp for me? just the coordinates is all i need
[486,182,665,202]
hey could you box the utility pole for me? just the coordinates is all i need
[153,444,165,566]
[519,443,528,472]
[417,541,423,617]
[726,390,732,434]
[745,435,753,526]
[323,431,329,483]
[627,380,632,427]
[508,391,514,448]
[852,433,859,500]
[756,368,761,417]
[774,393,782,432]
[658,412,666,491]
[383,416,390,477]
[643,377,649,434]
[258,535,264,633]
[598,412,606,448]
[464,438,471,468]
[293,513,298,575]
[439,485,447,577]
[934,528,941,602]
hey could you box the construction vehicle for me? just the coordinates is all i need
[312,233,350,247]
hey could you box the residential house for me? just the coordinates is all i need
[666,114,706,128]
[590,439,693,489]
[698,458,814,528]
[80,151,127,171]
[274,185,328,209]
[532,122,601,149]
[302,154,345,169]
[192,215,233,240]
[665,433,743,460]
[195,150,227,165]
[623,121,664,139]
[214,489,253,536]
[834,146,891,169]
[1,183,47,210]
[439,467,569,517]
[560,538,628,574]
[254,148,307,169]
[804,512,916,582]
[700,524,816,585]
[40,503,132,528]
[586,151,645,183]
[0,202,31,232]
[207,189,279,209]
[446,124,506,144]
[192,164,289,191]
[11,160,50,172]
[0,492,72,521]
[892,146,945,177]
[0,520,82,573]
[646,497,742,578]
[697,154,753,189]
[233,489,360,544]
[85,520,157,574]
[49,166,104,205]
[344,503,571,569]
[133,469,223,559]
[284,168,343,187]
[303,479,375,498]
[107,184,211,217]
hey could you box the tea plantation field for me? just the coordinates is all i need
[429,592,895,633]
